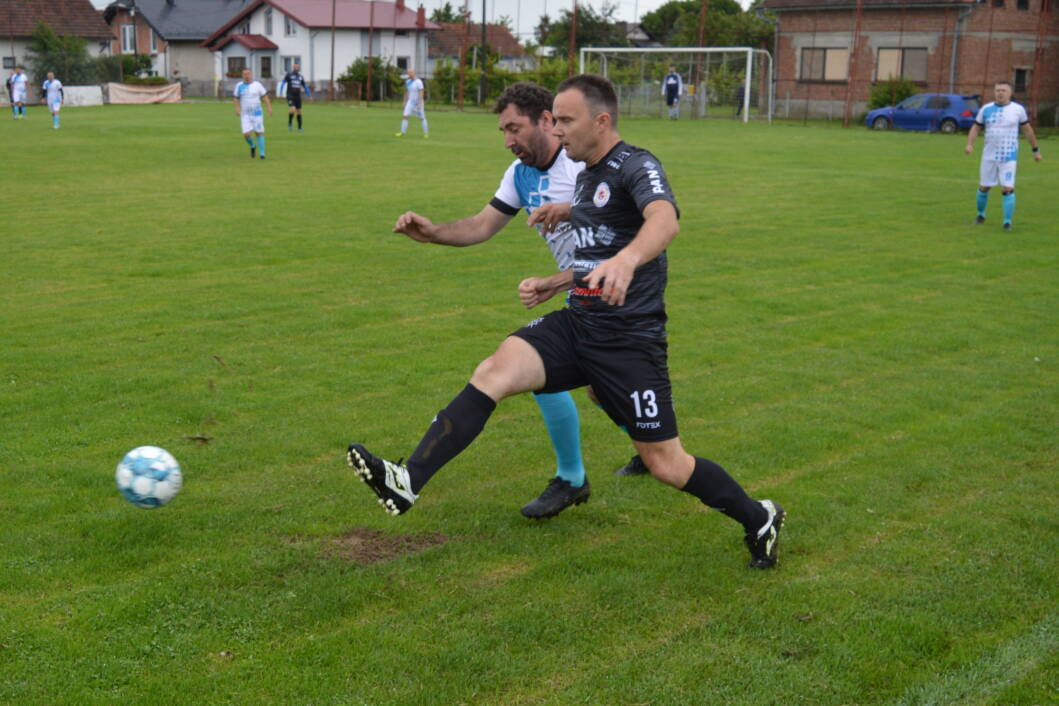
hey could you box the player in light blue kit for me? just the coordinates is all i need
[233,68,272,160]
[9,66,28,120]
[965,81,1042,231]
[41,72,63,129]
[395,68,428,138]
[389,82,637,519]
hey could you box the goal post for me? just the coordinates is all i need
[578,46,773,123]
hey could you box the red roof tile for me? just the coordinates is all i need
[430,22,527,58]
[758,0,975,9]
[215,34,280,51]
[0,0,113,40]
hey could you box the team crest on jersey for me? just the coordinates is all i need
[593,182,611,208]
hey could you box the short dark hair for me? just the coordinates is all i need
[493,82,554,124]
[994,80,1014,89]
[556,74,619,127]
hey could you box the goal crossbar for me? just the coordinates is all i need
[579,46,773,123]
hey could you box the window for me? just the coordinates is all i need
[227,56,247,76]
[800,48,849,82]
[876,48,928,82]
[265,8,273,35]
[150,30,158,54]
[395,29,408,37]
[1014,68,1028,92]
[1017,0,1029,7]
[121,24,136,53]
[238,21,250,34]
[2,57,14,69]
[993,0,1004,6]
[284,16,297,36]
[927,96,950,109]
[260,56,272,79]
[396,56,409,70]
[897,95,928,110]
[282,55,302,73]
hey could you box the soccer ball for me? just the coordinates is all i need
[115,446,183,509]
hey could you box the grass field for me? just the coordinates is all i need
[1,101,1057,705]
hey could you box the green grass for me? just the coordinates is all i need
[1,102,1057,705]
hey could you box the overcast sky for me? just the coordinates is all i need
[88,0,751,46]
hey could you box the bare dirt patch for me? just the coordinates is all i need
[322,526,448,565]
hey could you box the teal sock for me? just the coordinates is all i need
[534,391,585,487]
[257,135,265,156]
[976,189,989,217]
[245,136,254,148]
[10,105,15,116]
[52,114,59,128]
[1002,192,1015,225]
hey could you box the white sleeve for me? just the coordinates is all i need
[1018,104,1029,124]
[974,105,986,125]
[678,76,684,94]
[492,160,523,212]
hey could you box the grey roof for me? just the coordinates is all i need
[104,0,254,41]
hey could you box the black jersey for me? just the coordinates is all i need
[280,71,309,96]
[568,141,679,340]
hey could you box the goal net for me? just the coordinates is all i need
[578,47,773,122]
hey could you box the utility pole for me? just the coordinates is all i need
[329,0,336,100]
[479,0,487,104]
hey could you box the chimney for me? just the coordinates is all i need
[416,5,425,27]
[396,0,405,11]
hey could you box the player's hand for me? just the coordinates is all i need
[964,144,974,155]
[586,251,638,307]
[1033,151,1043,163]
[518,276,563,309]
[393,211,437,243]
[527,202,571,234]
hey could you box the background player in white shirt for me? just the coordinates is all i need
[233,68,272,160]
[395,68,428,138]
[10,66,28,120]
[390,82,613,519]
[41,72,63,129]
[964,81,1042,230]
[661,66,683,120]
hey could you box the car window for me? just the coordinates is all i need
[899,95,928,110]
[963,96,980,111]
[927,96,950,109]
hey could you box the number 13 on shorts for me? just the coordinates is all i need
[630,390,659,418]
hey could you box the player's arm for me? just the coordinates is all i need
[58,86,63,105]
[263,90,272,115]
[278,75,287,95]
[1021,122,1042,162]
[393,203,513,246]
[233,95,240,116]
[526,202,571,234]
[304,80,312,99]
[964,123,980,154]
[586,200,679,307]
[519,270,575,309]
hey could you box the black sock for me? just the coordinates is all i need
[297,114,302,128]
[406,384,496,493]
[288,114,293,126]
[681,457,766,532]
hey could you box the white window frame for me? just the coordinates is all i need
[150,29,158,54]
[282,55,302,73]
[121,24,136,54]
[265,8,273,36]
[284,16,297,37]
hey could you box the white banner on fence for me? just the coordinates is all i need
[107,82,181,104]
[65,86,104,107]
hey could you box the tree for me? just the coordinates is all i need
[535,2,629,56]
[430,2,465,24]
[639,0,771,49]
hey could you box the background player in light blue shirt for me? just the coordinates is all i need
[41,72,63,129]
[964,81,1042,230]
[9,66,28,119]
[390,82,626,519]
[395,69,428,138]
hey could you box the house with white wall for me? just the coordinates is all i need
[201,0,438,93]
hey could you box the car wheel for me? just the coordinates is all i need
[939,119,957,134]
[872,116,890,130]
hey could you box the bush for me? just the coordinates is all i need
[338,57,402,100]
[869,79,917,110]
[123,76,169,86]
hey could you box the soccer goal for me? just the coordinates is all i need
[579,47,773,123]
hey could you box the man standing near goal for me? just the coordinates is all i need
[349,74,785,569]
[395,68,428,138]
[279,62,312,132]
[234,68,272,160]
[965,81,1042,230]
[662,65,682,120]
[41,72,63,129]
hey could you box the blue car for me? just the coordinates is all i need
[866,93,981,133]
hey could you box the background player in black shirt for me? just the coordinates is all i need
[348,74,785,569]
[279,63,312,132]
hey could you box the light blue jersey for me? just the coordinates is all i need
[490,148,584,271]
[976,101,1028,162]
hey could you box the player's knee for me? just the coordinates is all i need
[470,354,515,398]
[637,446,692,487]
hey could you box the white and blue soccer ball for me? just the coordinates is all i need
[115,446,183,509]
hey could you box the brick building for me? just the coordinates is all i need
[758,0,1058,122]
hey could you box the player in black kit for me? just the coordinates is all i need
[347,74,785,569]
[279,63,312,132]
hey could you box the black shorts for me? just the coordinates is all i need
[287,93,302,109]
[665,91,679,107]
[512,308,677,442]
